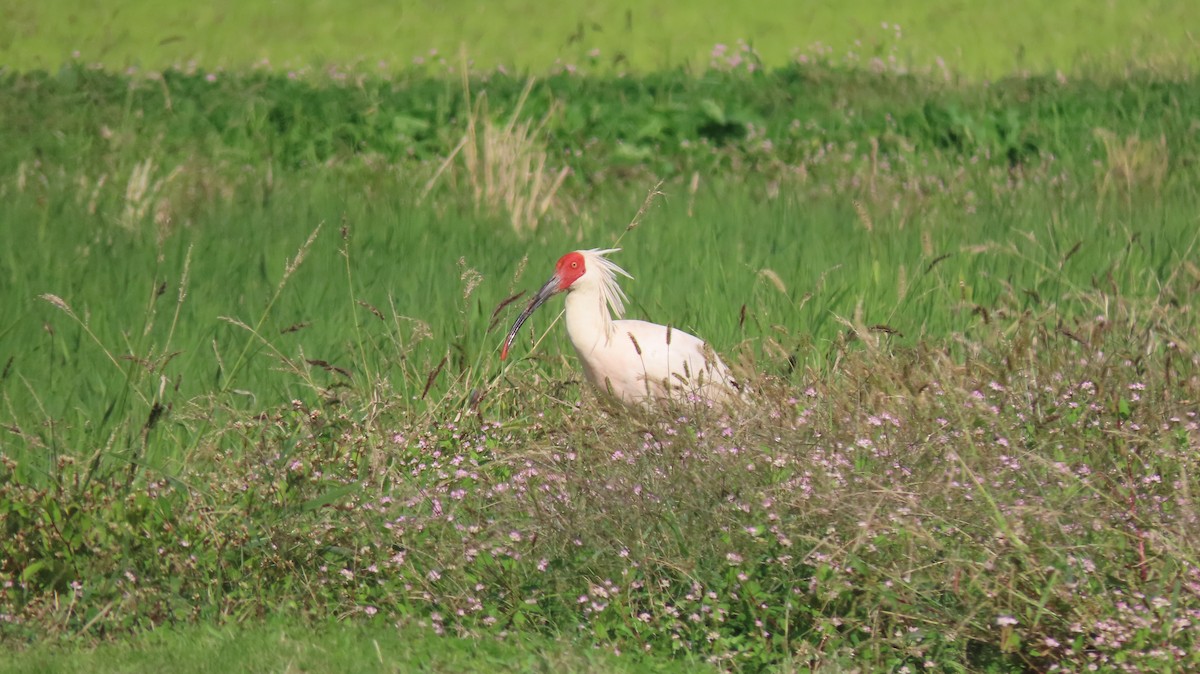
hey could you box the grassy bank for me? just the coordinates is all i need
[0,618,705,673]
[5,63,1197,183]
[2,50,1199,673]
[4,0,1198,76]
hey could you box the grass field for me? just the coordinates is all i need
[0,618,708,673]
[3,2,1200,672]
[3,0,1199,76]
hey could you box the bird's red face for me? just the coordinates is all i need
[501,251,587,360]
[554,252,586,291]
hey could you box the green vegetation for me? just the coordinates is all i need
[3,5,1200,672]
[4,0,1199,76]
[0,618,706,673]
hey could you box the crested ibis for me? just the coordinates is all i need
[501,248,744,405]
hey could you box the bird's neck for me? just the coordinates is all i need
[563,285,616,354]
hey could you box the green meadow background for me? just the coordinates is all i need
[2,1,1199,672]
[4,0,1198,75]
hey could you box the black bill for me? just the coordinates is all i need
[500,276,560,360]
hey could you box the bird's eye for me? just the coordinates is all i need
[571,262,578,268]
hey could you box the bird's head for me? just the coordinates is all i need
[551,251,589,292]
[500,248,631,360]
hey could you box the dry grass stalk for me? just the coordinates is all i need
[120,158,183,232]
[853,199,874,232]
[421,75,571,236]
[1093,127,1169,210]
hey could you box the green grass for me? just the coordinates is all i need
[0,618,708,673]
[4,168,1196,479]
[3,0,1198,76]
[3,8,1200,672]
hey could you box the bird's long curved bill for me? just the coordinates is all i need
[500,277,559,360]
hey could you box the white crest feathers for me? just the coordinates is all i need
[578,248,633,319]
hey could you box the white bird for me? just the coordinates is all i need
[501,248,744,406]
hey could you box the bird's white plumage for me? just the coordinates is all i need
[560,249,742,405]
